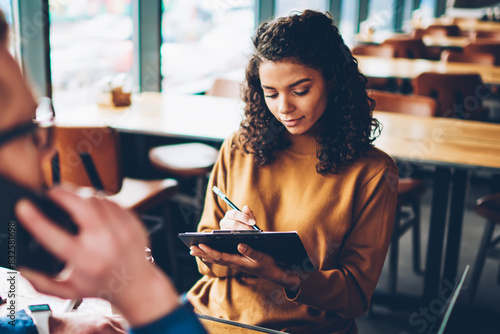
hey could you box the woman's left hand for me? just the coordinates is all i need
[190,243,285,284]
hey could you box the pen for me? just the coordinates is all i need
[212,186,262,231]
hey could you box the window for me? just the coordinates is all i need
[361,0,396,40]
[161,0,255,92]
[0,0,17,57]
[339,1,359,47]
[274,0,328,18]
[49,0,133,111]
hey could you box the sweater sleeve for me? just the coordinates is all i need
[194,135,242,278]
[0,310,37,334]
[285,165,398,318]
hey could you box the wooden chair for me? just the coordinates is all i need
[53,126,178,213]
[206,78,242,98]
[52,126,180,280]
[412,27,447,38]
[468,193,500,304]
[371,90,437,117]
[352,44,396,57]
[412,72,490,120]
[382,37,428,59]
[425,24,461,37]
[472,30,500,40]
[370,90,435,292]
[464,40,500,65]
[352,44,397,91]
[440,49,495,66]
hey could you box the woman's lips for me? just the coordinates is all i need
[282,116,304,127]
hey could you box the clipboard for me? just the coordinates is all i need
[178,230,316,271]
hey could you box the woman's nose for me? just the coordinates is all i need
[278,95,295,114]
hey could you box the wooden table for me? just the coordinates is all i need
[422,35,472,49]
[56,93,500,304]
[355,55,500,85]
[374,112,500,301]
[447,20,500,33]
[413,19,500,33]
[55,93,244,141]
[355,33,472,49]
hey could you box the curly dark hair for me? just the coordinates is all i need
[238,10,381,175]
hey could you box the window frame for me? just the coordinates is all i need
[14,0,443,100]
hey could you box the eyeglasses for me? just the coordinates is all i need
[0,97,54,150]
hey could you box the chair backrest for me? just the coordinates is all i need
[412,27,447,38]
[205,78,241,99]
[464,41,500,65]
[370,90,437,117]
[382,38,427,59]
[54,126,123,194]
[351,44,396,58]
[472,30,500,40]
[412,72,488,119]
[440,49,495,66]
[426,24,461,36]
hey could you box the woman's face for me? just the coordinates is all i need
[259,59,329,135]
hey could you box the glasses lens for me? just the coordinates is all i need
[33,126,53,150]
[34,97,54,150]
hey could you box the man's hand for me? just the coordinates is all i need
[15,187,180,327]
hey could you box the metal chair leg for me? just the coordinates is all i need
[467,220,496,304]
[412,201,423,275]
[389,206,401,293]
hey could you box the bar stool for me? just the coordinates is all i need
[149,143,219,221]
[149,78,237,220]
[467,193,500,304]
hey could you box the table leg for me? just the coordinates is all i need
[442,169,468,286]
[423,167,451,302]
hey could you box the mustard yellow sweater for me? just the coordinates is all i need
[187,131,398,334]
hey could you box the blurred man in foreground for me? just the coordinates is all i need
[0,9,206,334]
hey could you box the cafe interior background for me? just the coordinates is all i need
[1,0,500,333]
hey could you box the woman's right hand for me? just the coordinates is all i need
[219,205,257,230]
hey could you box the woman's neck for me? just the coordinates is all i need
[285,131,320,155]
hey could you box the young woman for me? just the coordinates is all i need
[188,10,398,334]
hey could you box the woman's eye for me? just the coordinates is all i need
[294,90,309,96]
[265,93,278,98]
